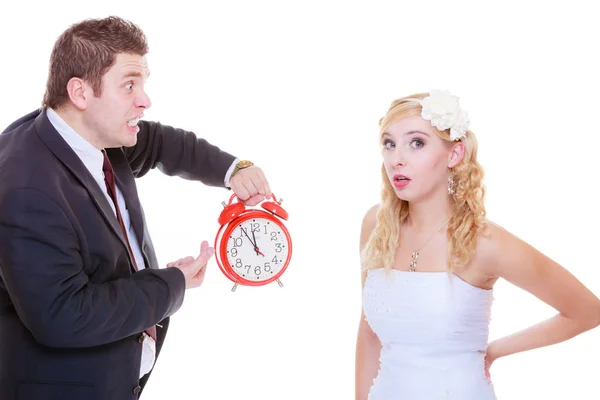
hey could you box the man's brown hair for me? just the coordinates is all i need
[42,16,149,109]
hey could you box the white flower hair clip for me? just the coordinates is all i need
[419,89,470,141]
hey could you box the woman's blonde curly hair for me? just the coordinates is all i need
[360,93,487,273]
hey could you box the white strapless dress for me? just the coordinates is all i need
[363,268,496,400]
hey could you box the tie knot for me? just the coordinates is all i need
[101,150,113,173]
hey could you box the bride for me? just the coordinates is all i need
[355,90,600,399]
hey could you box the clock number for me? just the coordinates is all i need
[264,262,271,272]
[236,259,242,268]
[233,237,243,247]
[275,243,282,252]
[270,232,278,241]
[230,248,238,257]
[264,225,268,234]
[245,265,251,274]
[254,266,261,275]
[251,223,260,233]
[271,256,279,264]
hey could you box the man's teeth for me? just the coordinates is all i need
[127,118,140,126]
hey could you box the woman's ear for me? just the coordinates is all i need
[448,141,465,168]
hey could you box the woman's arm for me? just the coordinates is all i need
[485,223,600,365]
[355,205,383,400]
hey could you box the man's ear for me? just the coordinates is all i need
[65,77,90,110]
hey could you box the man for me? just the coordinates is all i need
[0,16,271,400]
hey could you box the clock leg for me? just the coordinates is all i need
[276,279,284,288]
[231,282,239,292]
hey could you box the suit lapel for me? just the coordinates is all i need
[34,110,130,252]
[108,149,158,270]
[106,148,146,249]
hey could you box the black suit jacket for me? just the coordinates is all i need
[0,109,236,400]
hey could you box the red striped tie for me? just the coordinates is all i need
[101,150,157,341]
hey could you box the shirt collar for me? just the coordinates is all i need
[46,107,104,179]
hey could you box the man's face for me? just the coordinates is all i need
[84,53,151,148]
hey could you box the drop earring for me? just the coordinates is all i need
[447,170,455,195]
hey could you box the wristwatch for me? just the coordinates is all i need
[231,159,254,178]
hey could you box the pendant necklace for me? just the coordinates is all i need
[409,216,452,272]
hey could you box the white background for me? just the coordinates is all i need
[1,1,599,399]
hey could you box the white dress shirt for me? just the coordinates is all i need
[46,109,237,378]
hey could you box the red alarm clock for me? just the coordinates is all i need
[214,193,292,292]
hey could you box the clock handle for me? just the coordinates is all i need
[225,192,281,205]
[223,193,289,220]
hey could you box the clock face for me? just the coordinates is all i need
[225,217,290,282]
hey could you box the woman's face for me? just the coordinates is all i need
[382,115,460,202]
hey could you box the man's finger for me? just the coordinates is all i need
[180,256,194,265]
[249,174,267,197]
[231,179,250,200]
[255,169,272,197]
[242,180,258,199]
[195,246,214,265]
[244,194,265,207]
[199,240,209,254]
[166,257,185,267]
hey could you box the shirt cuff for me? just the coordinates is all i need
[224,158,239,188]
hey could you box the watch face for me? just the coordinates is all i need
[225,217,290,282]
[237,160,253,168]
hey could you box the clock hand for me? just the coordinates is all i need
[251,229,264,256]
[241,227,257,248]
[241,227,261,255]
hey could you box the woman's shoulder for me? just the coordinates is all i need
[473,219,523,275]
[362,204,379,226]
[360,204,379,247]
[478,219,519,248]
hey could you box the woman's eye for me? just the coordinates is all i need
[410,139,424,149]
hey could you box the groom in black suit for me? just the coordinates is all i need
[0,16,271,400]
